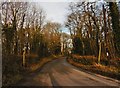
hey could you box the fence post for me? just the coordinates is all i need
[23,47,26,67]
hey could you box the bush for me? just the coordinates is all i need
[71,54,97,65]
[2,54,23,86]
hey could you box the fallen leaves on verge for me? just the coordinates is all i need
[67,56,119,80]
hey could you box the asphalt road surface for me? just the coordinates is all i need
[16,57,120,87]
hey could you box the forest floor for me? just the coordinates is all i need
[67,54,120,80]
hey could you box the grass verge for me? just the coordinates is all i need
[67,54,120,80]
[27,54,62,72]
[2,54,62,86]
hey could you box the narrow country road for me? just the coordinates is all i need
[16,57,119,87]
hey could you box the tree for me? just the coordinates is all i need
[42,22,61,55]
[1,2,28,54]
[66,2,117,64]
[109,2,120,57]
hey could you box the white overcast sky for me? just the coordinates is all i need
[5,0,119,25]
[37,2,70,25]
[33,0,105,25]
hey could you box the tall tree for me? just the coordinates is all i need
[42,22,61,55]
[109,2,120,57]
